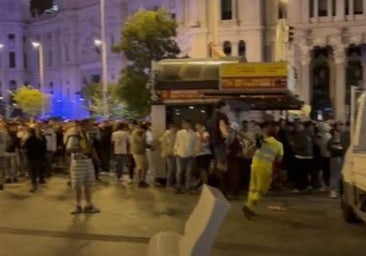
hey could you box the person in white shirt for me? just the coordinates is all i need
[195,123,212,186]
[159,124,177,187]
[43,121,57,177]
[145,122,155,184]
[111,122,130,183]
[174,119,199,193]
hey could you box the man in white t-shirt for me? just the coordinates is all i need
[43,122,57,177]
[111,122,130,183]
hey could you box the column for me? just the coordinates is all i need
[327,0,332,18]
[349,0,355,20]
[301,0,310,23]
[335,0,346,21]
[333,45,346,121]
[232,0,237,20]
[231,41,238,56]
[151,105,167,179]
[299,43,311,104]
[188,0,199,27]
[363,0,366,15]
[301,61,311,104]
[314,0,319,19]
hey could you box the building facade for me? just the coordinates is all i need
[0,0,365,120]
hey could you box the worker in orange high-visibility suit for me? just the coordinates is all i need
[242,122,283,220]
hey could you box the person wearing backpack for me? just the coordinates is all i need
[66,119,100,214]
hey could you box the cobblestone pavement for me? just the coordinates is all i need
[0,175,365,256]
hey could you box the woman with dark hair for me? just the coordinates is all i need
[24,127,47,193]
[328,122,345,199]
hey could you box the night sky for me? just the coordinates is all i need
[30,0,54,15]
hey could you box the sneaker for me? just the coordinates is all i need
[84,205,101,214]
[329,190,338,199]
[0,184,3,190]
[242,206,256,220]
[71,205,83,215]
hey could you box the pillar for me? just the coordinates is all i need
[335,0,345,21]
[299,44,311,104]
[301,0,310,23]
[151,105,167,179]
[333,45,346,121]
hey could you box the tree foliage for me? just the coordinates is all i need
[13,86,49,117]
[114,9,181,119]
[81,83,123,118]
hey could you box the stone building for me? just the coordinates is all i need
[0,0,365,119]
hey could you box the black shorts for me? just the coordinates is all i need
[196,155,212,171]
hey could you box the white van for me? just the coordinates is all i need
[341,89,366,223]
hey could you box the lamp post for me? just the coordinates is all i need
[99,0,109,119]
[0,44,4,118]
[32,41,45,115]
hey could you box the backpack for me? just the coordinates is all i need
[65,133,82,153]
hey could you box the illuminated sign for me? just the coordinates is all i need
[159,90,203,100]
[220,62,288,90]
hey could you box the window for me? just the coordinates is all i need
[64,44,69,61]
[48,50,53,67]
[345,0,349,14]
[332,0,336,16]
[223,41,232,56]
[310,0,314,17]
[221,0,233,20]
[9,80,17,91]
[8,34,15,42]
[91,75,101,83]
[9,51,16,68]
[318,0,328,17]
[354,0,363,14]
[23,53,27,69]
[49,82,54,94]
[238,40,246,57]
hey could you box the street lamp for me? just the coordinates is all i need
[32,41,45,115]
[99,0,109,119]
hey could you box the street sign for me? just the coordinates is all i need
[220,62,288,90]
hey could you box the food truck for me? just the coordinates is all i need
[150,58,303,183]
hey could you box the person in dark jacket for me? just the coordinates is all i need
[292,123,314,191]
[24,128,47,193]
[98,121,112,174]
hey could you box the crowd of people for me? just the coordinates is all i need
[0,100,351,216]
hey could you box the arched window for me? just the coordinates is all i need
[238,40,246,57]
[223,41,232,56]
[9,80,17,91]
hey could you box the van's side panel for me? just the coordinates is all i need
[351,154,366,192]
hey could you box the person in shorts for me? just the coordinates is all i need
[66,120,100,214]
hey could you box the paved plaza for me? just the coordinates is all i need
[0,176,366,256]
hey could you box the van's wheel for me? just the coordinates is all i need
[341,187,357,223]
